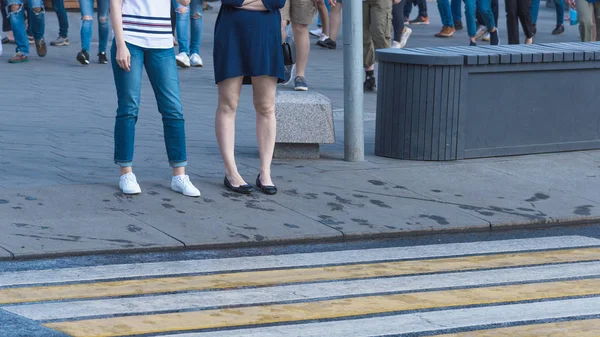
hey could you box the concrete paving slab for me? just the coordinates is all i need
[270,170,489,236]
[366,162,600,227]
[92,181,343,248]
[0,186,184,258]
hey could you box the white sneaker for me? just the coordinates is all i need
[482,32,491,42]
[399,27,412,48]
[119,173,142,195]
[176,52,190,68]
[310,28,322,37]
[392,41,402,48]
[190,53,203,67]
[475,25,487,40]
[171,175,201,197]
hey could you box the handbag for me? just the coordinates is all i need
[282,35,296,66]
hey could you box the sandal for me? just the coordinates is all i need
[1,37,15,44]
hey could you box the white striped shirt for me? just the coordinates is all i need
[121,0,173,49]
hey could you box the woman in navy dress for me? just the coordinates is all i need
[214,0,285,195]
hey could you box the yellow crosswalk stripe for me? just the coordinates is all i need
[44,278,600,337]
[2,247,600,305]
[430,318,600,336]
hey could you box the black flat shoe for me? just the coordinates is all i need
[224,176,253,194]
[256,174,277,195]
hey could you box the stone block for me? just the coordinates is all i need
[274,91,335,159]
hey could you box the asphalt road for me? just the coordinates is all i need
[2,224,600,336]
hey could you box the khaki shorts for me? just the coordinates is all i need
[290,0,317,25]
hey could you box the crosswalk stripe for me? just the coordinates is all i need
[1,236,597,287]
[430,318,600,336]
[3,247,600,305]
[44,278,600,337]
[152,297,600,337]
[7,261,600,321]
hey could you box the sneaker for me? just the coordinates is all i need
[482,32,491,41]
[8,52,28,63]
[552,24,565,35]
[435,26,455,37]
[35,38,47,57]
[50,36,69,46]
[392,40,402,48]
[190,53,203,67]
[317,37,337,49]
[454,20,463,30]
[176,52,191,68]
[310,28,322,37]
[171,175,201,197]
[489,30,499,45]
[409,16,430,25]
[399,27,412,48]
[281,64,295,86]
[294,76,308,91]
[77,49,90,65]
[475,25,487,40]
[98,52,108,64]
[119,173,142,195]
[469,41,477,46]
[364,75,376,92]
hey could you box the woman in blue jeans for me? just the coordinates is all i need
[213,0,285,195]
[77,0,110,64]
[110,0,201,197]
[172,0,204,68]
[531,0,565,35]
[436,0,498,45]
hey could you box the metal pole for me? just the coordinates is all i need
[343,0,364,162]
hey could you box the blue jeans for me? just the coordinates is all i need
[172,0,202,55]
[438,0,455,26]
[452,0,462,20]
[111,41,187,168]
[52,0,68,38]
[462,0,477,36]
[474,0,495,32]
[7,0,44,55]
[531,0,564,25]
[79,0,109,53]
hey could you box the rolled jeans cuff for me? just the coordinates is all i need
[170,160,187,168]
[115,160,133,167]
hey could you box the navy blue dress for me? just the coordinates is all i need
[213,0,286,85]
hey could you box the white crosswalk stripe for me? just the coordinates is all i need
[1,235,600,337]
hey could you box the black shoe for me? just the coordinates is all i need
[364,75,376,92]
[317,38,337,49]
[98,52,108,64]
[552,24,565,35]
[454,20,463,30]
[224,176,253,194]
[469,41,477,46]
[489,30,499,45]
[256,174,277,195]
[77,49,90,65]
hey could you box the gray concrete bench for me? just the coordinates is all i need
[375,42,600,161]
[274,91,336,159]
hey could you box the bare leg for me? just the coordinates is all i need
[215,77,246,187]
[292,23,310,77]
[251,76,278,186]
[330,2,342,41]
[317,1,329,36]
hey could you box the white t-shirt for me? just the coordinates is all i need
[121,0,173,49]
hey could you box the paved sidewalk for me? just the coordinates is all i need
[1,6,598,260]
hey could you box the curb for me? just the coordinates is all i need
[1,216,600,261]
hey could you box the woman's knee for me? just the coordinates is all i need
[218,96,240,114]
[253,99,275,117]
